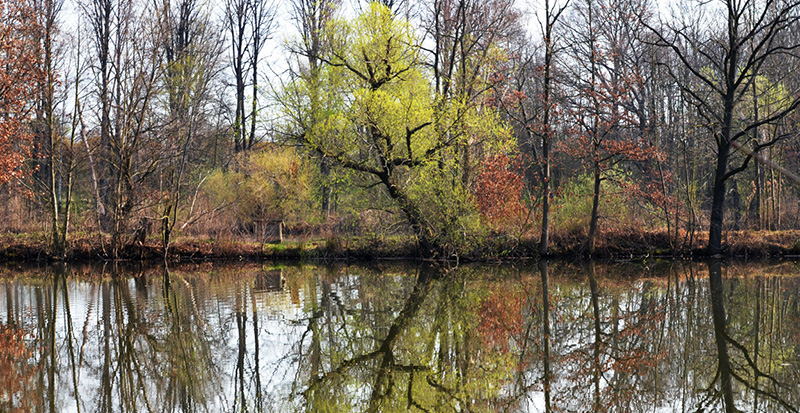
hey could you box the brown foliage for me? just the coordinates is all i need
[477,284,524,352]
[0,0,43,186]
[0,324,39,412]
[474,154,527,229]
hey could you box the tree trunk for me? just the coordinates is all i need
[751,70,761,229]
[162,212,171,261]
[235,72,245,152]
[587,166,602,255]
[539,9,553,256]
[248,50,258,150]
[320,158,331,216]
[379,171,435,254]
[708,140,730,255]
[99,7,112,234]
[539,163,551,256]
[730,177,741,230]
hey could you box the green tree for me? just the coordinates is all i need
[283,3,508,254]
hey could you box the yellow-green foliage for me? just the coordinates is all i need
[304,4,440,164]
[280,3,511,250]
[554,172,631,235]
[735,73,790,127]
[406,160,483,252]
[204,146,317,228]
[699,66,791,122]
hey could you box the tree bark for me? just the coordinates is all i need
[587,167,602,255]
[378,170,435,254]
[538,0,556,256]
[708,140,730,255]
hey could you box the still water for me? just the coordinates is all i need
[0,261,798,412]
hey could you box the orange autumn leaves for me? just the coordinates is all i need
[0,324,39,412]
[0,0,43,185]
[477,284,525,351]
[474,154,527,229]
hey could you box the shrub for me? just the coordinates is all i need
[553,171,631,236]
[195,145,319,240]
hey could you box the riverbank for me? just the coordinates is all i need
[2,229,800,263]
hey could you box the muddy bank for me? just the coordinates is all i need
[2,230,800,263]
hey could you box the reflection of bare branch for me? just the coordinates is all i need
[392,364,429,373]
[722,332,799,413]
[727,368,798,413]
[424,376,463,407]
[406,371,433,412]
[702,366,721,393]
[301,268,437,410]
[723,331,783,389]
[302,350,383,397]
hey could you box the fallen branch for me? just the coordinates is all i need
[731,141,800,185]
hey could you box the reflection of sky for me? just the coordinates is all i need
[0,273,314,413]
[1,265,800,412]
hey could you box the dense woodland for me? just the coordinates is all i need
[2,0,800,259]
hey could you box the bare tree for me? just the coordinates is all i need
[288,0,340,215]
[31,0,74,258]
[491,11,566,255]
[421,0,522,186]
[87,0,112,229]
[85,0,162,257]
[247,0,276,150]
[422,0,520,102]
[562,0,657,254]
[290,0,339,72]
[224,0,276,153]
[156,0,224,258]
[536,0,568,255]
[224,0,248,153]
[647,0,800,255]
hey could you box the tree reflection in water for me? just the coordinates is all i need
[0,261,799,411]
[707,261,799,413]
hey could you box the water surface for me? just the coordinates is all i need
[1,261,799,412]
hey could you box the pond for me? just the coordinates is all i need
[0,260,799,412]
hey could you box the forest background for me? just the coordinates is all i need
[3,0,800,260]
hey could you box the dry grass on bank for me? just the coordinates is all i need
[2,228,800,262]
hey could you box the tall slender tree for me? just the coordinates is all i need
[288,0,341,215]
[32,0,76,258]
[225,0,276,153]
[224,0,248,153]
[246,0,275,150]
[536,0,568,256]
[422,0,520,186]
[156,0,223,258]
[85,0,162,256]
[563,0,656,254]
